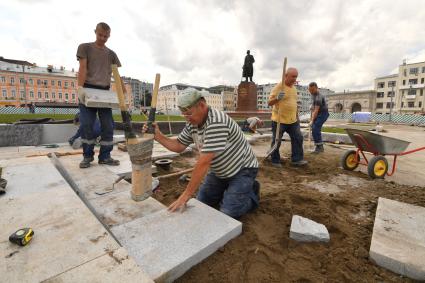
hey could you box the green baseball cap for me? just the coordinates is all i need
[178,91,204,111]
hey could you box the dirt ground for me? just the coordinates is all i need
[152,140,425,283]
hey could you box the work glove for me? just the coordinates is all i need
[276,91,285,101]
[77,87,87,104]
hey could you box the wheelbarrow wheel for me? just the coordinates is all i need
[341,150,360,171]
[367,156,388,179]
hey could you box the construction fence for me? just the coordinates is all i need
[1,107,425,125]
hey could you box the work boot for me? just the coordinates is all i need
[99,157,120,166]
[79,156,94,168]
[271,162,282,168]
[311,144,324,154]
[291,160,308,166]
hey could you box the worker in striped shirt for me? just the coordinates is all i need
[146,91,260,218]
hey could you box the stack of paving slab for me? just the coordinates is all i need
[369,197,425,281]
[0,143,241,282]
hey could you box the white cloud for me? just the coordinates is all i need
[1,0,425,91]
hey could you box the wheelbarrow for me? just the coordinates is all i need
[340,128,425,178]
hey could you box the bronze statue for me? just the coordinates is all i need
[242,50,255,82]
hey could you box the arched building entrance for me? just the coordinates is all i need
[351,102,361,113]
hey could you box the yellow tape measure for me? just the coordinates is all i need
[9,228,34,246]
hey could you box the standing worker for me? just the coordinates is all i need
[268,68,307,167]
[143,91,260,219]
[308,82,329,153]
[76,22,122,168]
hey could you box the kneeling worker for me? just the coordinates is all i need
[145,91,260,218]
[242,116,264,134]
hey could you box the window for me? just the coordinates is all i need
[58,81,62,87]
[403,80,406,85]
[387,91,395,97]
[0,76,5,83]
[29,78,33,85]
[376,103,383,109]
[65,93,69,100]
[386,102,395,108]
[408,102,415,108]
[71,82,75,88]
[30,91,34,98]
[38,92,42,99]
[65,81,68,88]
[377,82,385,88]
[52,92,56,99]
[45,92,49,99]
[420,102,423,108]
[10,77,15,84]
[59,92,62,99]
[71,93,75,100]
[20,91,24,98]
[51,80,55,86]
[11,90,16,97]
[2,89,7,97]
[44,80,48,86]
[20,77,25,84]
[401,102,404,108]
[388,81,396,87]
[421,78,424,84]
[409,79,418,85]
[410,67,418,75]
[377,92,384,98]
[422,67,425,73]
[408,89,417,96]
[37,79,41,86]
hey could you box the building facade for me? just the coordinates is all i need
[209,85,237,111]
[157,83,224,114]
[122,76,152,109]
[0,57,133,109]
[327,90,376,113]
[374,61,425,114]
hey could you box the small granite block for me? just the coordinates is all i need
[290,215,330,242]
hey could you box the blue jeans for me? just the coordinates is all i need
[197,168,259,219]
[312,112,329,145]
[78,104,114,161]
[69,119,101,144]
[271,121,304,163]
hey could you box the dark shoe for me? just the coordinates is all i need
[99,157,120,166]
[68,139,74,146]
[79,156,94,168]
[291,160,308,166]
[0,178,7,189]
[271,162,282,168]
[311,145,324,154]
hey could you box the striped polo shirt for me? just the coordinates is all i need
[177,108,258,178]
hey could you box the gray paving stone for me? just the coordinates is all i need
[370,197,425,280]
[0,186,120,283]
[84,87,119,109]
[0,156,68,198]
[43,247,153,283]
[290,215,330,242]
[110,198,242,282]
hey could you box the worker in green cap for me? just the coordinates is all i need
[143,91,260,218]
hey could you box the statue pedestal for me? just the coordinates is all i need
[236,82,257,112]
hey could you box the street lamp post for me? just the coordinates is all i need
[390,85,394,122]
[22,65,28,112]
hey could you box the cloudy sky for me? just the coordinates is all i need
[1,0,425,91]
